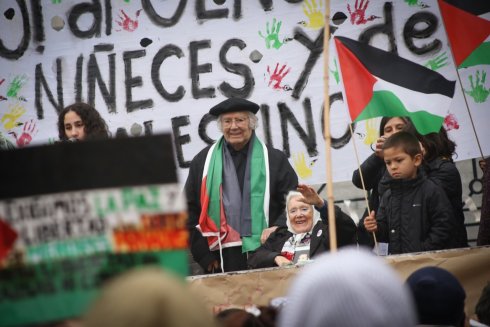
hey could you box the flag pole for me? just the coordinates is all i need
[454,70,485,160]
[323,0,337,252]
[348,123,379,253]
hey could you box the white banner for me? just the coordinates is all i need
[0,0,487,185]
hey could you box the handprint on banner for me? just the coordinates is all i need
[424,52,448,71]
[364,119,378,145]
[7,74,28,98]
[347,0,380,25]
[258,18,284,50]
[465,70,490,103]
[330,59,340,84]
[9,119,37,147]
[404,0,429,8]
[293,152,314,179]
[443,113,459,131]
[299,0,325,29]
[1,104,26,130]
[116,9,142,32]
[267,63,291,90]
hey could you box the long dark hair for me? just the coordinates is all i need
[57,103,110,141]
[419,127,456,162]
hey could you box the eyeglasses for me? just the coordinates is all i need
[221,117,249,127]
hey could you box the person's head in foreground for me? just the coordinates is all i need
[382,131,423,180]
[58,102,109,142]
[211,97,259,151]
[406,266,466,327]
[278,247,416,327]
[83,267,216,327]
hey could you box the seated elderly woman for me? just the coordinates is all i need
[248,184,357,268]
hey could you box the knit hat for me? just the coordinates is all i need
[278,247,416,327]
[406,266,466,325]
[209,98,259,116]
[83,267,216,327]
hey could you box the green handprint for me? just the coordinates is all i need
[258,18,284,50]
[7,75,28,98]
[1,104,26,130]
[424,52,448,71]
[465,70,490,103]
[330,58,340,84]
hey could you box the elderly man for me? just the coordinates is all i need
[185,98,298,273]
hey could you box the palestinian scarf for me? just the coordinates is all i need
[197,133,269,253]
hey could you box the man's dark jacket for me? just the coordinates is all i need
[185,143,298,272]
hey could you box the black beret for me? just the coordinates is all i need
[209,98,259,116]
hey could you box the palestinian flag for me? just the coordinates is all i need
[334,36,456,135]
[438,0,490,68]
[197,136,269,253]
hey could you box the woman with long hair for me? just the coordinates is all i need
[57,103,110,142]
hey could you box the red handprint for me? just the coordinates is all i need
[443,113,459,131]
[116,9,142,32]
[267,63,291,90]
[347,0,380,25]
[9,119,37,147]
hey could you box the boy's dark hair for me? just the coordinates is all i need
[382,131,422,157]
[476,282,490,324]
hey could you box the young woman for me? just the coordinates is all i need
[57,103,110,142]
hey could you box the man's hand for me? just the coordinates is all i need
[363,210,378,233]
[297,184,324,207]
[207,260,220,273]
[274,255,292,267]
[261,226,278,244]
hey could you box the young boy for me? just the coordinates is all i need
[364,131,457,254]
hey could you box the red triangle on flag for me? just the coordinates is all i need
[438,0,490,66]
[334,37,377,122]
[0,218,18,261]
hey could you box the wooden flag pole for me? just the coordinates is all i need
[323,0,337,252]
[348,123,379,253]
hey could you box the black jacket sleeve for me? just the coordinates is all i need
[268,148,298,227]
[247,228,289,269]
[375,192,390,243]
[421,183,457,251]
[316,201,357,247]
[352,153,385,190]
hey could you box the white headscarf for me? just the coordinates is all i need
[285,191,321,235]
